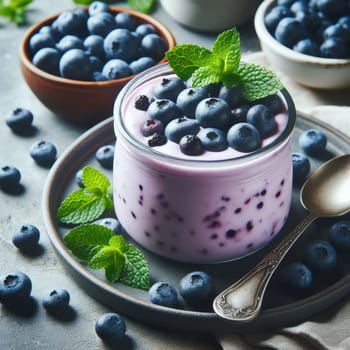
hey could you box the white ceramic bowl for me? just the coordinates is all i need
[160,0,262,32]
[254,0,350,89]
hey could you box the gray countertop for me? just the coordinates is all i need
[0,1,260,349]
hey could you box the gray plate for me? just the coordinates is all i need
[42,113,350,334]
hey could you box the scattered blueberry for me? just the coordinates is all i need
[95,313,126,345]
[97,217,122,234]
[197,128,228,152]
[246,104,277,137]
[0,166,21,192]
[95,144,115,169]
[329,221,350,253]
[279,262,313,291]
[148,281,178,307]
[292,152,310,184]
[227,123,261,153]
[42,288,70,314]
[0,272,32,304]
[30,140,57,167]
[179,271,215,307]
[179,135,205,156]
[303,240,337,272]
[12,224,40,252]
[165,117,200,143]
[298,129,327,156]
[141,119,164,137]
[5,108,34,134]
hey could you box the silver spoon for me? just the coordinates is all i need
[213,154,350,322]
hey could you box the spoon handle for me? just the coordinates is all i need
[213,212,318,322]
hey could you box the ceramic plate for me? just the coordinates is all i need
[42,113,350,333]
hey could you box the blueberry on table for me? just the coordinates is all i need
[227,122,261,153]
[153,77,186,102]
[303,240,337,272]
[179,271,215,307]
[292,152,310,184]
[0,166,21,192]
[5,108,34,134]
[30,140,57,167]
[95,313,126,345]
[179,135,205,156]
[0,272,32,303]
[298,129,327,156]
[148,281,178,307]
[42,288,70,314]
[329,221,350,253]
[165,117,200,143]
[246,104,277,137]
[97,217,122,234]
[279,262,313,291]
[95,144,115,169]
[197,128,228,152]
[12,224,40,252]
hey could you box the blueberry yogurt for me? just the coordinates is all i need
[113,63,296,264]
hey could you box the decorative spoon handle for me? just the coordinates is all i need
[213,212,318,322]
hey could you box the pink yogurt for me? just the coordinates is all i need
[113,63,296,264]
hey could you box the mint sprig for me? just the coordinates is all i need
[166,28,284,101]
[57,166,113,224]
[64,224,150,289]
[0,0,33,25]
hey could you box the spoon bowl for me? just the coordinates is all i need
[213,154,350,322]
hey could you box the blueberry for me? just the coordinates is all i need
[102,59,131,80]
[96,144,115,169]
[323,24,348,41]
[12,224,40,252]
[329,221,350,253]
[304,240,337,272]
[320,37,349,58]
[148,133,167,147]
[218,86,243,108]
[84,35,105,60]
[55,10,87,38]
[153,77,186,102]
[88,1,110,16]
[29,32,55,56]
[59,49,93,81]
[293,38,319,56]
[129,56,155,74]
[30,140,57,166]
[227,123,261,153]
[95,313,126,345]
[141,33,168,60]
[87,11,116,37]
[32,47,60,76]
[89,55,103,72]
[97,217,122,234]
[5,108,34,133]
[148,282,178,307]
[134,94,150,111]
[316,0,348,17]
[230,105,250,124]
[265,5,293,33]
[92,71,108,81]
[115,12,137,30]
[147,99,182,125]
[38,24,61,42]
[246,104,277,137]
[292,153,310,184]
[75,168,84,188]
[279,262,313,291]
[0,166,21,192]
[195,98,231,129]
[179,135,205,156]
[290,0,308,14]
[176,87,207,119]
[141,119,164,137]
[298,129,327,156]
[179,271,215,307]
[56,35,84,53]
[104,28,139,62]
[135,23,156,37]
[165,117,200,143]
[275,17,305,48]
[42,288,70,314]
[256,94,283,114]
[197,128,228,152]
[0,272,32,303]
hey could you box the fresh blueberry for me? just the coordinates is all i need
[179,135,205,156]
[42,288,70,314]
[227,123,261,153]
[104,28,139,62]
[59,49,93,80]
[92,71,108,81]
[0,272,32,303]
[102,59,131,80]
[88,1,110,16]
[29,32,55,56]
[55,10,87,38]
[176,87,207,119]
[115,12,137,30]
[329,221,350,253]
[141,33,168,60]
[148,282,178,307]
[95,313,126,345]
[179,271,215,307]
[129,56,155,74]
[134,94,150,111]
[303,240,337,272]
[279,262,313,291]
[12,224,40,252]
[165,117,200,143]
[196,83,221,97]
[292,153,310,184]
[56,35,84,53]
[135,23,156,37]
[323,23,348,41]
[298,129,327,156]
[197,128,228,152]
[153,77,186,102]
[320,37,349,58]
[246,104,277,137]
[290,0,308,14]
[30,140,57,166]
[256,94,283,114]
[32,47,60,76]
[195,98,231,129]
[89,55,103,72]
[293,38,320,56]
[316,0,348,17]
[38,24,61,42]
[218,86,243,108]
[141,119,164,137]
[147,99,182,125]
[0,166,21,192]
[148,133,167,147]
[230,105,250,124]
[265,5,293,33]
[274,17,305,48]
[96,144,114,169]
[5,108,34,134]
[295,10,321,32]
[84,35,105,60]
[97,217,122,234]
[87,11,116,37]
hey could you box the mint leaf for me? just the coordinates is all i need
[0,0,33,25]
[128,0,154,13]
[191,66,221,87]
[82,166,111,192]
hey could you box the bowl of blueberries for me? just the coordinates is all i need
[19,1,176,125]
[254,0,350,89]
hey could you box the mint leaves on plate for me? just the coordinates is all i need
[166,28,284,101]
[57,166,150,290]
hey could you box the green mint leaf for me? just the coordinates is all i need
[64,224,114,261]
[81,166,110,192]
[0,0,32,25]
[166,44,214,80]
[237,63,284,101]
[127,0,154,13]
[191,66,221,88]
